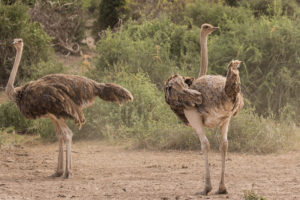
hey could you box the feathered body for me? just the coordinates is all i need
[165,62,243,128]
[14,74,133,129]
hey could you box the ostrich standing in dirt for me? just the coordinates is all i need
[164,24,244,195]
[6,39,133,178]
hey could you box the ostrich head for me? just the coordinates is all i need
[228,60,241,69]
[200,23,218,36]
[12,38,23,50]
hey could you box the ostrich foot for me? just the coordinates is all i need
[50,171,63,177]
[215,186,228,194]
[64,171,72,179]
[195,186,212,196]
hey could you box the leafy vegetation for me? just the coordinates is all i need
[0,3,52,86]
[94,0,126,32]
[244,188,267,200]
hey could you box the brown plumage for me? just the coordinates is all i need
[6,39,133,178]
[165,61,243,127]
[15,74,133,129]
[164,75,201,125]
[164,23,243,196]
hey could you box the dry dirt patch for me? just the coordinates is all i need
[0,142,299,200]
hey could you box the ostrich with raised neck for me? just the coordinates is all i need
[6,38,133,178]
[164,24,244,195]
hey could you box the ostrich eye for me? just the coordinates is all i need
[204,26,208,29]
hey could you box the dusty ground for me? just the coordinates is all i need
[0,141,299,200]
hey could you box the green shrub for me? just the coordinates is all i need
[0,102,34,133]
[244,189,267,200]
[95,0,126,31]
[0,0,36,6]
[186,0,252,30]
[95,17,204,87]
[0,3,52,86]
[25,59,65,82]
[240,0,300,18]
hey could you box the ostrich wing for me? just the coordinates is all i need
[164,75,202,125]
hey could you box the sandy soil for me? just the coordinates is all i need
[0,142,299,200]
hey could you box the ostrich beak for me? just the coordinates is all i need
[213,27,219,30]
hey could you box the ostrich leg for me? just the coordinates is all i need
[64,125,73,178]
[51,119,64,177]
[184,109,212,195]
[54,119,73,178]
[216,119,230,194]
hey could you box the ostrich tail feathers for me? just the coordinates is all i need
[96,83,133,105]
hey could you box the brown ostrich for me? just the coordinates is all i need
[164,24,244,195]
[6,38,133,178]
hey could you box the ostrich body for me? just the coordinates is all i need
[164,24,244,195]
[6,39,133,178]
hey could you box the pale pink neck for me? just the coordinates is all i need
[5,45,23,101]
[198,33,208,77]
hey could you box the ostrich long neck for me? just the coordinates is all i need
[198,32,208,77]
[5,45,23,101]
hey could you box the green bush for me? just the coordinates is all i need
[240,0,300,18]
[0,102,34,133]
[186,0,252,30]
[95,0,126,31]
[94,17,204,87]
[0,3,52,86]
[0,0,35,6]
[244,189,267,200]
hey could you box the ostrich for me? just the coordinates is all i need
[6,38,133,178]
[164,24,244,195]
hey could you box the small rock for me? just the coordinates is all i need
[5,158,14,163]
[182,165,188,169]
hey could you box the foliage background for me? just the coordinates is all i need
[0,0,299,153]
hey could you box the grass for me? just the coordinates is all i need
[244,187,267,200]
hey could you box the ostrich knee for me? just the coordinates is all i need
[220,140,228,155]
[201,138,210,153]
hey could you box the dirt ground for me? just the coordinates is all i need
[0,141,299,200]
